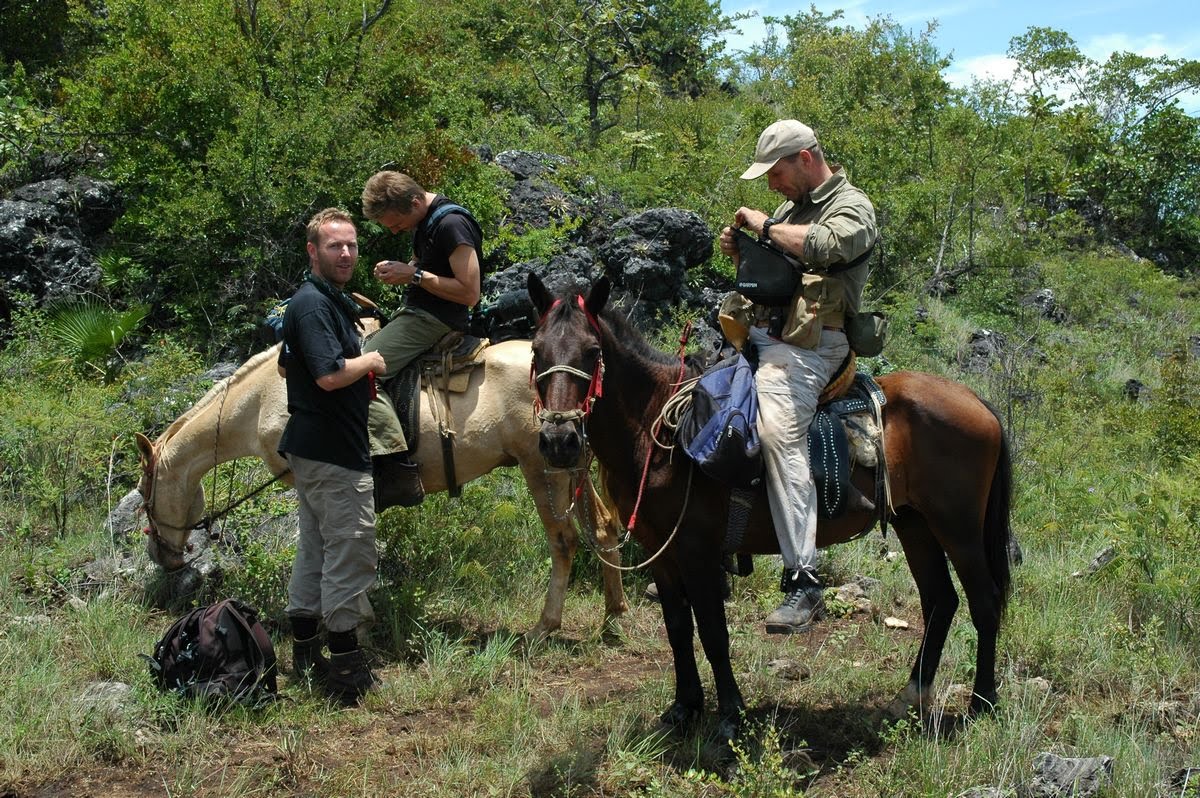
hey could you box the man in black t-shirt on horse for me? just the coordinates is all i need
[360,170,484,511]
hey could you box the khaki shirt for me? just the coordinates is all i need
[725,167,876,349]
[773,166,876,316]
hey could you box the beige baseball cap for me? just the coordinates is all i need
[740,120,818,180]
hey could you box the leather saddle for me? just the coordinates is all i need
[809,359,887,521]
[384,332,488,455]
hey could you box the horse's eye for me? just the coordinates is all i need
[585,345,601,362]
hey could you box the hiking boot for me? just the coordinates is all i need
[373,453,424,511]
[291,635,330,685]
[764,568,826,634]
[325,649,378,705]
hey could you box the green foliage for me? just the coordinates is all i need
[1105,468,1200,644]
[487,217,581,265]
[1151,345,1200,465]
[44,300,148,378]
[684,723,809,796]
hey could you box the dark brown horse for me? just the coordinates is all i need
[528,274,1013,740]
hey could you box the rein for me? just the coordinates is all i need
[624,320,692,532]
[143,465,289,567]
[572,466,694,572]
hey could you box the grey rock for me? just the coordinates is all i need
[494,150,570,181]
[0,176,122,312]
[106,488,147,544]
[77,681,136,723]
[962,329,1007,373]
[1022,752,1113,798]
[1071,546,1115,578]
[1167,768,1200,796]
[767,658,811,681]
[1023,288,1066,323]
[1123,378,1151,403]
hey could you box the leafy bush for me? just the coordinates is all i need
[44,300,148,379]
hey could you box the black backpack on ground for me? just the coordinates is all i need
[145,598,278,704]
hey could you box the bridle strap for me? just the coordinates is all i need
[531,295,605,420]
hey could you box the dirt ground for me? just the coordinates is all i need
[11,604,931,798]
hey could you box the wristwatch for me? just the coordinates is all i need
[411,268,424,286]
[761,217,779,241]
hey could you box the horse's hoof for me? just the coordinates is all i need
[881,697,918,723]
[968,692,998,717]
[659,701,701,732]
[521,627,551,650]
[716,714,741,743]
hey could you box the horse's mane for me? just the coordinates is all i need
[157,344,281,445]
[598,304,710,379]
[596,305,685,369]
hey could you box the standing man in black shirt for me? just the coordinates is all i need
[278,207,385,704]
[360,170,484,511]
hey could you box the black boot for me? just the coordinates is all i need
[291,634,330,685]
[764,566,826,634]
[373,452,425,511]
[325,648,378,705]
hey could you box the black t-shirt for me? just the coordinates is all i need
[277,280,371,471]
[406,196,483,332]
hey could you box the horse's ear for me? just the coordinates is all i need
[527,272,552,318]
[134,432,155,470]
[585,276,611,318]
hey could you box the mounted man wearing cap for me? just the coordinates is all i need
[718,119,878,634]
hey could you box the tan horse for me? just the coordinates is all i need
[135,339,629,642]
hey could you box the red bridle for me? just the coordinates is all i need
[531,295,605,423]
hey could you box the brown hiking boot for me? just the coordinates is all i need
[292,635,330,685]
[325,649,378,705]
[373,453,424,511]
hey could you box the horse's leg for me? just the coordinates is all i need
[520,464,577,645]
[654,564,705,731]
[679,546,744,740]
[942,537,1003,715]
[888,512,960,720]
[588,474,629,637]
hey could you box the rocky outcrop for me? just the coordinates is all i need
[0,175,123,327]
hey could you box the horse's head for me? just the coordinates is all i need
[528,273,610,468]
[135,432,204,571]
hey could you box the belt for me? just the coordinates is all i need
[823,326,844,332]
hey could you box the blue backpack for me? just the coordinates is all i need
[676,354,764,490]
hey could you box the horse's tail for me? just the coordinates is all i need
[983,400,1014,614]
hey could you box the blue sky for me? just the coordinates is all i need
[720,0,1200,114]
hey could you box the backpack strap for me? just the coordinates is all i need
[419,202,480,242]
[222,600,278,694]
[825,241,876,274]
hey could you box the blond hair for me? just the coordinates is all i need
[306,207,355,245]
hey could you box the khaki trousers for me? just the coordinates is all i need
[361,306,452,456]
[285,454,378,634]
[751,327,849,573]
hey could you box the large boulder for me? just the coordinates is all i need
[0,175,123,322]
[597,208,713,302]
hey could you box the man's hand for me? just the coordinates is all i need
[734,207,770,235]
[374,259,418,285]
[363,351,386,373]
[719,226,739,259]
